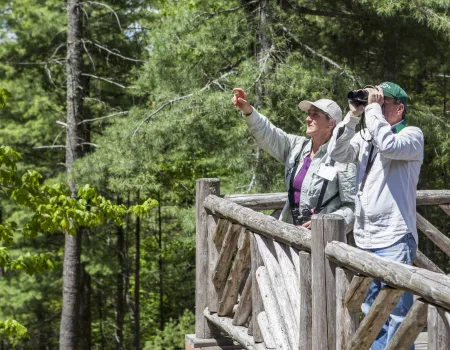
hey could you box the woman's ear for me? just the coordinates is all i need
[329,119,337,129]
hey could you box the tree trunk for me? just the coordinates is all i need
[158,195,164,331]
[116,202,126,349]
[60,0,85,348]
[79,263,91,350]
[134,192,141,350]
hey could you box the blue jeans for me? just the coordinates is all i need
[361,233,417,350]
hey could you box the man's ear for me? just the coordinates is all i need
[397,103,405,117]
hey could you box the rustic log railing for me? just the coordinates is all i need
[186,178,450,350]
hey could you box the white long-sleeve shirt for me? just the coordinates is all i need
[327,103,424,249]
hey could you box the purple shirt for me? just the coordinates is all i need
[293,155,312,206]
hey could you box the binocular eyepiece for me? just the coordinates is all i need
[347,89,369,105]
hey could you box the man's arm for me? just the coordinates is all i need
[365,103,424,161]
[327,113,361,164]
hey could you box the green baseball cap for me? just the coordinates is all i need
[379,82,408,105]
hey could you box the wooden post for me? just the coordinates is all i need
[250,232,264,342]
[336,267,359,350]
[196,178,220,338]
[299,251,312,350]
[311,214,345,350]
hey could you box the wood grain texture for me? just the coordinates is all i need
[336,268,359,350]
[212,224,242,290]
[207,215,221,313]
[257,311,276,349]
[325,241,450,310]
[344,275,373,312]
[250,232,264,341]
[385,298,428,350]
[255,235,298,349]
[196,179,221,338]
[256,266,291,350]
[348,287,403,350]
[428,304,450,350]
[311,214,346,350]
[203,308,268,350]
[219,230,251,316]
[232,273,252,326]
[299,251,312,350]
[203,195,311,251]
[414,249,444,274]
[417,212,450,258]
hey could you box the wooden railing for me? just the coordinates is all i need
[187,178,450,350]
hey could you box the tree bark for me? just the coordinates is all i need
[134,192,141,350]
[60,0,85,348]
[116,207,125,350]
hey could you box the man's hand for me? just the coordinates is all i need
[232,88,253,115]
[366,86,384,106]
[301,220,312,230]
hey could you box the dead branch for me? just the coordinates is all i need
[131,71,237,142]
[82,39,96,70]
[34,145,66,149]
[80,111,129,124]
[81,73,127,88]
[280,25,362,85]
[282,0,365,20]
[86,40,144,63]
[85,1,122,31]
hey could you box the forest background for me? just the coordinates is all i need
[0,0,449,349]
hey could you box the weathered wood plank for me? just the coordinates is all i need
[224,190,450,210]
[311,214,346,350]
[255,235,298,349]
[290,247,300,281]
[414,249,444,273]
[256,266,290,350]
[325,241,450,310]
[203,308,268,350]
[344,275,373,312]
[416,190,450,205]
[299,251,312,350]
[440,204,450,216]
[214,218,232,246]
[212,224,242,290]
[348,287,403,350]
[233,273,252,326]
[203,195,311,251]
[257,311,276,349]
[196,179,221,338]
[208,215,221,313]
[428,304,450,350]
[274,241,299,328]
[249,232,264,341]
[336,268,359,350]
[219,230,251,316]
[385,298,428,350]
[417,212,450,258]
[224,192,287,211]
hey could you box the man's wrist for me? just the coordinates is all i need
[243,107,253,116]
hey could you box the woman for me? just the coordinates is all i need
[232,88,355,232]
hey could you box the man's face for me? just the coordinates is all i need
[306,107,334,137]
[382,97,404,125]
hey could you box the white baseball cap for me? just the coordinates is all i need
[298,99,342,123]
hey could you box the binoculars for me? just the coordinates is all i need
[347,89,369,106]
[291,208,313,226]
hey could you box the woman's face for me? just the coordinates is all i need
[305,107,334,137]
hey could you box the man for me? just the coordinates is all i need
[328,82,424,349]
[232,88,355,232]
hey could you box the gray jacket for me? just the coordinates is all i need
[245,108,356,232]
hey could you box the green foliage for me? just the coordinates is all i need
[0,88,11,108]
[0,319,29,340]
[143,309,195,350]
